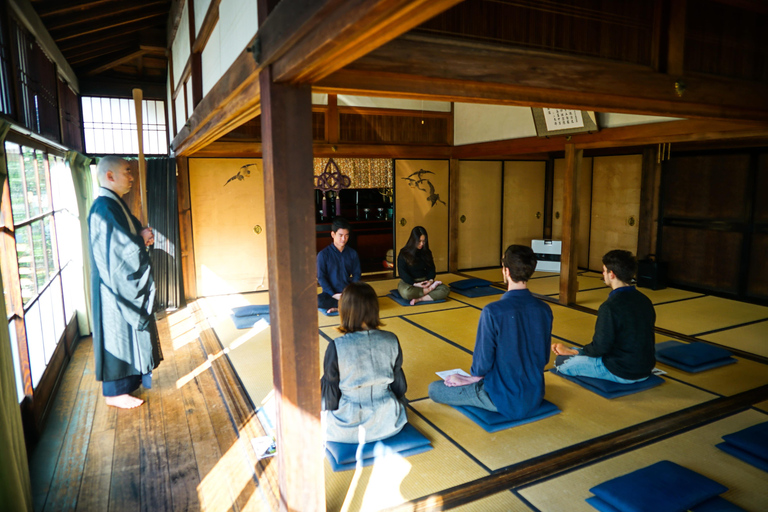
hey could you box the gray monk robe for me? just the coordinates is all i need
[88,188,161,390]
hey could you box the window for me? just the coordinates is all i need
[81,96,169,155]
[4,140,82,398]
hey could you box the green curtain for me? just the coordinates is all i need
[0,122,33,511]
[66,151,93,336]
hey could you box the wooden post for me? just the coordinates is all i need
[559,144,582,305]
[637,146,661,259]
[448,158,460,272]
[175,156,196,299]
[132,88,148,225]
[259,65,324,512]
[326,94,339,144]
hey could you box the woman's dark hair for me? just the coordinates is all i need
[401,226,434,267]
[602,249,637,284]
[502,245,537,282]
[338,282,383,333]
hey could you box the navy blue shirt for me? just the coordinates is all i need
[317,243,362,296]
[471,289,553,419]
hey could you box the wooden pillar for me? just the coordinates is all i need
[326,94,338,144]
[259,65,324,512]
[667,0,686,77]
[637,146,662,259]
[448,157,460,272]
[559,144,582,305]
[175,156,196,299]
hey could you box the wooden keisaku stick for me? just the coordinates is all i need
[132,88,148,226]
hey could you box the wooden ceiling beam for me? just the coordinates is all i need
[37,0,120,18]
[59,21,164,53]
[52,10,168,42]
[84,49,149,76]
[191,141,455,158]
[452,120,768,159]
[44,1,169,32]
[172,0,462,155]
[67,42,135,65]
[316,34,768,123]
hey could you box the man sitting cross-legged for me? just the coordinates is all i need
[552,249,656,384]
[428,245,553,419]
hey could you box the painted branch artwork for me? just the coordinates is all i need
[402,169,446,207]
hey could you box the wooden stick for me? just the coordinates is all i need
[132,88,148,225]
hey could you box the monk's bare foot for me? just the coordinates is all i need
[327,307,338,314]
[410,295,434,306]
[105,394,144,409]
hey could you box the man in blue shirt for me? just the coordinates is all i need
[428,245,553,419]
[552,250,656,383]
[317,217,362,314]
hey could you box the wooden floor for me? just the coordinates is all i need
[29,307,278,512]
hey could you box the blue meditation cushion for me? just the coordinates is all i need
[232,304,270,317]
[449,278,492,290]
[230,313,270,329]
[549,368,664,399]
[453,399,560,433]
[587,460,728,512]
[387,290,447,306]
[716,442,768,473]
[318,307,339,317]
[656,341,735,372]
[450,286,505,298]
[719,421,768,464]
[325,423,433,472]
[586,495,744,512]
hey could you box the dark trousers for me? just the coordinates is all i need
[318,292,339,310]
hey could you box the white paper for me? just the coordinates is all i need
[251,436,276,459]
[543,108,584,131]
[652,367,667,376]
[436,368,471,380]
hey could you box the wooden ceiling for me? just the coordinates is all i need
[29,0,171,90]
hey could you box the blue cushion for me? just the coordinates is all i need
[232,304,270,317]
[325,423,433,472]
[549,368,664,398]
[453,399,560,433]
[656,340,736,373]
[587,460,728,512]
[230,313,270,329]
[716,442,768,473]
[449,278,492,290]
[318,307,339,317]
[586,495,744,512]
[450,285,505,298]
[387,290,447,306]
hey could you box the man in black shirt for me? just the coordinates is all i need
[552,250,656,383]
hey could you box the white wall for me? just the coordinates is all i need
[171,1,190,87]
[193,0,212,37]
[453,103,537,145]
[597,113,681,128]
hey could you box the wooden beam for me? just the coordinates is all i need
[326,94,338,144]
[60,20,165,52]
[172,0,463,155]
[667,0,686,77]
[38,0,121,18]
[559,145,581,306]
[52,9,168,42]
[637,147,662,260]
[190,141,453,158]
[259,66,324,512]
[451,120,768,159]
[84,49,149,76]
[166,0,186,48]
[44,0,169,32]
[317,34,768,122]
[269,0,466,83]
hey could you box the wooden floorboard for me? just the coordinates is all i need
[29,305,271,512]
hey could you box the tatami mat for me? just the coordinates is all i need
[637,287,705,304]
[378,295,467,319]
[519,409,768,512]
[324,412,529,512]
[409,307,480,352]
[411,372,716,471]
[321,317,474,401]
[460,268,506,283]
[700,320,768,359]
[656,352,768,397]
[574,288,611,309]
[755,401,768,413]
[654,295,768,336]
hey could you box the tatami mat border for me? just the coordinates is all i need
[399,316,475,355]
[693,317,768,337]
